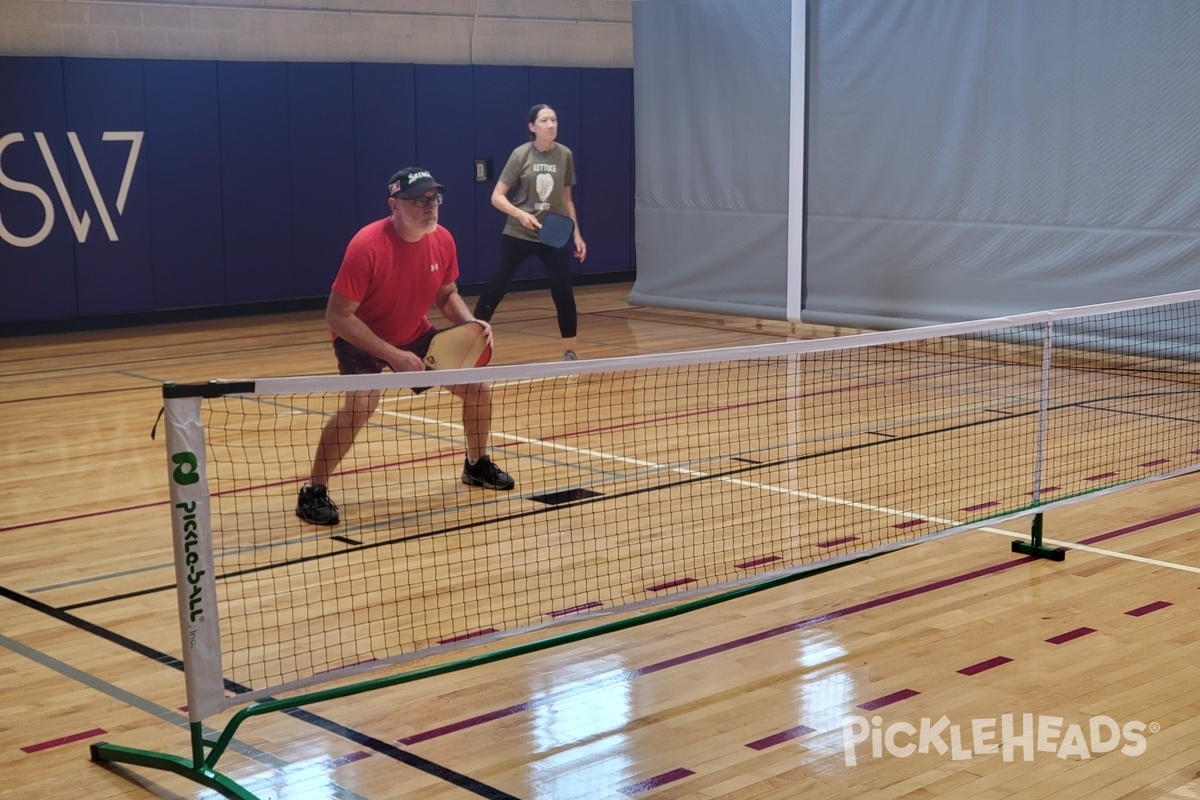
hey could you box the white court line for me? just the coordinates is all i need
[382,386,1200,575]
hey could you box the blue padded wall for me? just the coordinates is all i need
[0,57,635,328]
[528,68,584,283]
[413,65,476,282]
[580,69,635,279]
[62,58,155,316]
[144,60,225,310]
[471,66,529,286]
[287,62,358,298]
[217,61,292,304]
[350,63,417,229]
[0,58,77,323]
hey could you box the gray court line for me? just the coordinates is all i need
[0,632,369,800]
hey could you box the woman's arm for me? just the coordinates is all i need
[491,179,540,232]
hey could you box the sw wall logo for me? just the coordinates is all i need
[0,131,144,247]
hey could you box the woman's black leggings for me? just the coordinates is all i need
[473,234,578,338]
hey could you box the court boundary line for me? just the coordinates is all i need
[0,584,519,800]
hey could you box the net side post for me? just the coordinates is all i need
[1010,320,1067,562]
[161,392,227,720]
[92,388,252,797]
[1011,512,1066,561]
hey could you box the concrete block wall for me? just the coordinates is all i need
[0,0,633,67]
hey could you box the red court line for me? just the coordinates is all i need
[550,380,885,442]
[399,503,1200,745]
[21,728,106,753]
[0,446,465,533]
[4,369,889,534]
[0,500,165,533]
[529,356,1002,447]
[0,357,1058,536]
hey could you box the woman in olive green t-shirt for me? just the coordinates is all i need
[474,103,588,361]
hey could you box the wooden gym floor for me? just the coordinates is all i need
[2,283,1200,799]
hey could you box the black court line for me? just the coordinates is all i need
[0,583,519,799]
[0,383,162,406]
[0,334,328,379]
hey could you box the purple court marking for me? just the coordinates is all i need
[400,703,533,745]
[857,689,920,711]
[1086,472,1118,482]
[1029,487,1060,495]
[1046,627,1096,645]
[962,501,999,512]
[958,656,1013,676]
[736,555,783,569]
[323,751,372,768]
[1080,505,1200,545]
[1139,459,1170,468]
[22,728,106,753]
[618,768,695,796]
[646,577,697,592]
[817,536,857,549]
[1126,601,1172,617]
[438,628,498,645]
[550,601,603,618]
[399,504,1200,744]
[746,725,816,750]
[892,519,925,530]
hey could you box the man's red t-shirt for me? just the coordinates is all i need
[330,218,460,346]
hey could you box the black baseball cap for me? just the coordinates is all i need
[387,167,447,199]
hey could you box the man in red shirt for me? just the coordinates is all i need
[297,167,514,526]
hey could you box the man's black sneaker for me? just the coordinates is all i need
[296,484,339,525]
[461,455,514,490]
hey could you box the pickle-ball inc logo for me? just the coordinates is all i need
[842,714,1155,766]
